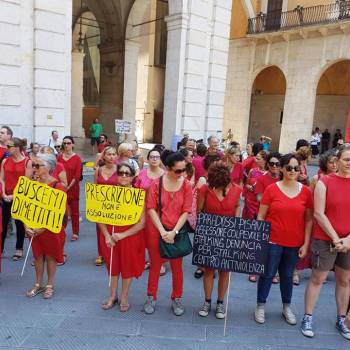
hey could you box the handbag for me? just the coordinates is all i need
[158,176,193,259]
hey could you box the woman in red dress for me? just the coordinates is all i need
[25,153,66,299]
[225,146,244,187]
[93,146,118,266]
[98,162,145,312]
[242,143,257,177]
[0,137,32,259]
[197,163,241,319]
[57,136,82,241]
[143,150,192,316]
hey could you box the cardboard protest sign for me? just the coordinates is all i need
[11,176,67,234]
[192,212,270,275]
[85,183,145,226]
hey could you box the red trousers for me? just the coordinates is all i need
[67,199,79,235]
[146,225,183,300]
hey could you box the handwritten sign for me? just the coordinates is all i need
[115,120,131,134]
[192,213,270,275]
[11,176,67,234]
[85,183,145,226]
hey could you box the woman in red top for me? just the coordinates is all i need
[40,146,67,187]
[197,163,241,319]
[25,153,66,299]
[57,136,82,241]
[0,137,32,259]
[302,146,350,340]
[225,146,244,187]
[98,162,145,312]
[93,146,118,266]
[242,143,257,176]
[143,150,192,316]
[179,148,195,185]
[255,154,313,326]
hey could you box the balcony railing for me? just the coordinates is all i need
[247,1,350,34]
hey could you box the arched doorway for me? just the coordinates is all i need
[124,0,168,143]
[313,60,350,150]
[248,66,286,151]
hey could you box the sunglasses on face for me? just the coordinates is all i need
[63,142,72,145]
[32,163,46,169]
[173,168,186,174]
[118,171,132,177]
[269,161,280,167]
[284,165,300,172]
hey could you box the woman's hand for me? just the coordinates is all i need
[298,244,308,258]
[2,194,12,202]
[112,232,126,242]
[25,227,36,238]
[105,235,115,248]
[334,235,350,253]
[162,230,176,244]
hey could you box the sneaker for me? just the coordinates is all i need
[254,304,265,324]
[172,298,185,316]
[301,314,314,338]
[336,315,350,340]
[198,301,211,317]
[282,306,297,325]
[215,303,226,319]
[143,296,156,315]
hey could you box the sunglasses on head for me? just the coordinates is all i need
[284,165,300,172]
[269,161,280,167]
[173,168,186,174]
[7,144,15,149]
[118,171,132,177]
[32,163,46,169]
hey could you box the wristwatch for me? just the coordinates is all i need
[175,230,179,235]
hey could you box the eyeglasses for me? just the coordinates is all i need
[63,142,72,145]
[117,171,132,177]
[7,144,15,149]
[284,165,300,172]
[268,161,280,167]
[173,168,187,174]
[337,143,344,146]
[149,156,160,160]
[32,163,46,169]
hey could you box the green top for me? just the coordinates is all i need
[90,123,102,138]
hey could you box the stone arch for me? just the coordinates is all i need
[248,65,287,151]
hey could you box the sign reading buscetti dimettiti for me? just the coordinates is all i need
[192,213,271,275]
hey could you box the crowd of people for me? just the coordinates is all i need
[0,125,349,341]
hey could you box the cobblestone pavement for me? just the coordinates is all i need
[0,170,348,350]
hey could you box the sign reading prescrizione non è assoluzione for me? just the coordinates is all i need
[11,176,67,234]
[85,183,145,226]
[192,213,271,275]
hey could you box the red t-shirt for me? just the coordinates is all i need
[198,184,241,216]
[261,183,313,247]
[230,162,244,185]
[57,154,82,199]
[192,156,206,184]
[2,157,28,195]
[242,156,257,174]
[313,173,350,241]
[255,173,279,195]
[0,146,8,163]
[147,178,193,229]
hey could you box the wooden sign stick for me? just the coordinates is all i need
[223,272,232,337]
[21,235,34,277]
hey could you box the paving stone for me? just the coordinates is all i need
[0,327,33,347]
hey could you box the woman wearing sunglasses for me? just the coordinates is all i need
[143,150,192,316]
[225,146,244,187]
[0,137,32,260]
[98,162,145,312]
[255,154,313,325]
[25,153,66,299]
[57,136,82,241]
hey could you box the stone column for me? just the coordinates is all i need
[162,13,189,147]
[70,50,85,138]
[122,40,140,141]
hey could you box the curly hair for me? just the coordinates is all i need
[295,146,311,161]
[203,153,221,171]
[207,163,231,196]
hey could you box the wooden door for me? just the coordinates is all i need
[153,110,163,144]
[265,0,283,31]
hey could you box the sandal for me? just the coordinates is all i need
[160,264,166,276]
[272,276,280,284]
[43,285,54,299]
[101,297,118,310]
[194,268,204,279]
[26,283,45,298]
[119,302,130,312]
[293,272,300,286]
[249,275,257,283]
[71,234,79,241]
[95,256,104,266]
[12,250,23,261]
[144,261,150,270]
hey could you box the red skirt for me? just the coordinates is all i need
[100,225,145,278]
[31,230,63,262]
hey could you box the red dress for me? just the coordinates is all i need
[98,171,145,278]
[3,157,28,194]
[230,162,244,185]
[52,162,65,182]
[31,181,66,262]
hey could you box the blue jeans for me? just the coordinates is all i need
[257,244,299,304]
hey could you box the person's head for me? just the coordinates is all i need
[62,136,74,152]
[51,130,59,140]
[101,146,117,164]
[203,154,221,171]
[255,150,268,170]
[207,135,219,150]
[147,148,162,168]
[99,134,108,143]
[229,141,240,149]
[179,148,194,164]
[153,144,165,154]
[267,152,282,176]
[117,162,136,187]
[94,118,99,124]
[118,143,133,158]
[0,126,13,145]
[30,142,40,155]
[296,139,309,151]
[315,127,320,133]
[185,138,196,152]
[195,142,207,157]
[246,143,253,156]
[161,150,186,178]
[40,146,55,155]
[295,146,311,163]
[7,137,25,155]
[336,128,341,134]
[225,146,240,165]
[336,139,344,149]
[207,163,231,195]
[319,149,338,174]
[280,153,301,182]
[336,145,350,176]
[178,137,188,150]
[33,152,57,180]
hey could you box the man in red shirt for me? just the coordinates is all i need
[97,134,111,153]
[0,126,13,164]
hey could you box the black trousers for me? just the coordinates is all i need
[1,200,25,252]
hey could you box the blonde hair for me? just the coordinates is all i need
[118,143,132,157]
[101,146,117,160]
[40,146,55,155]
